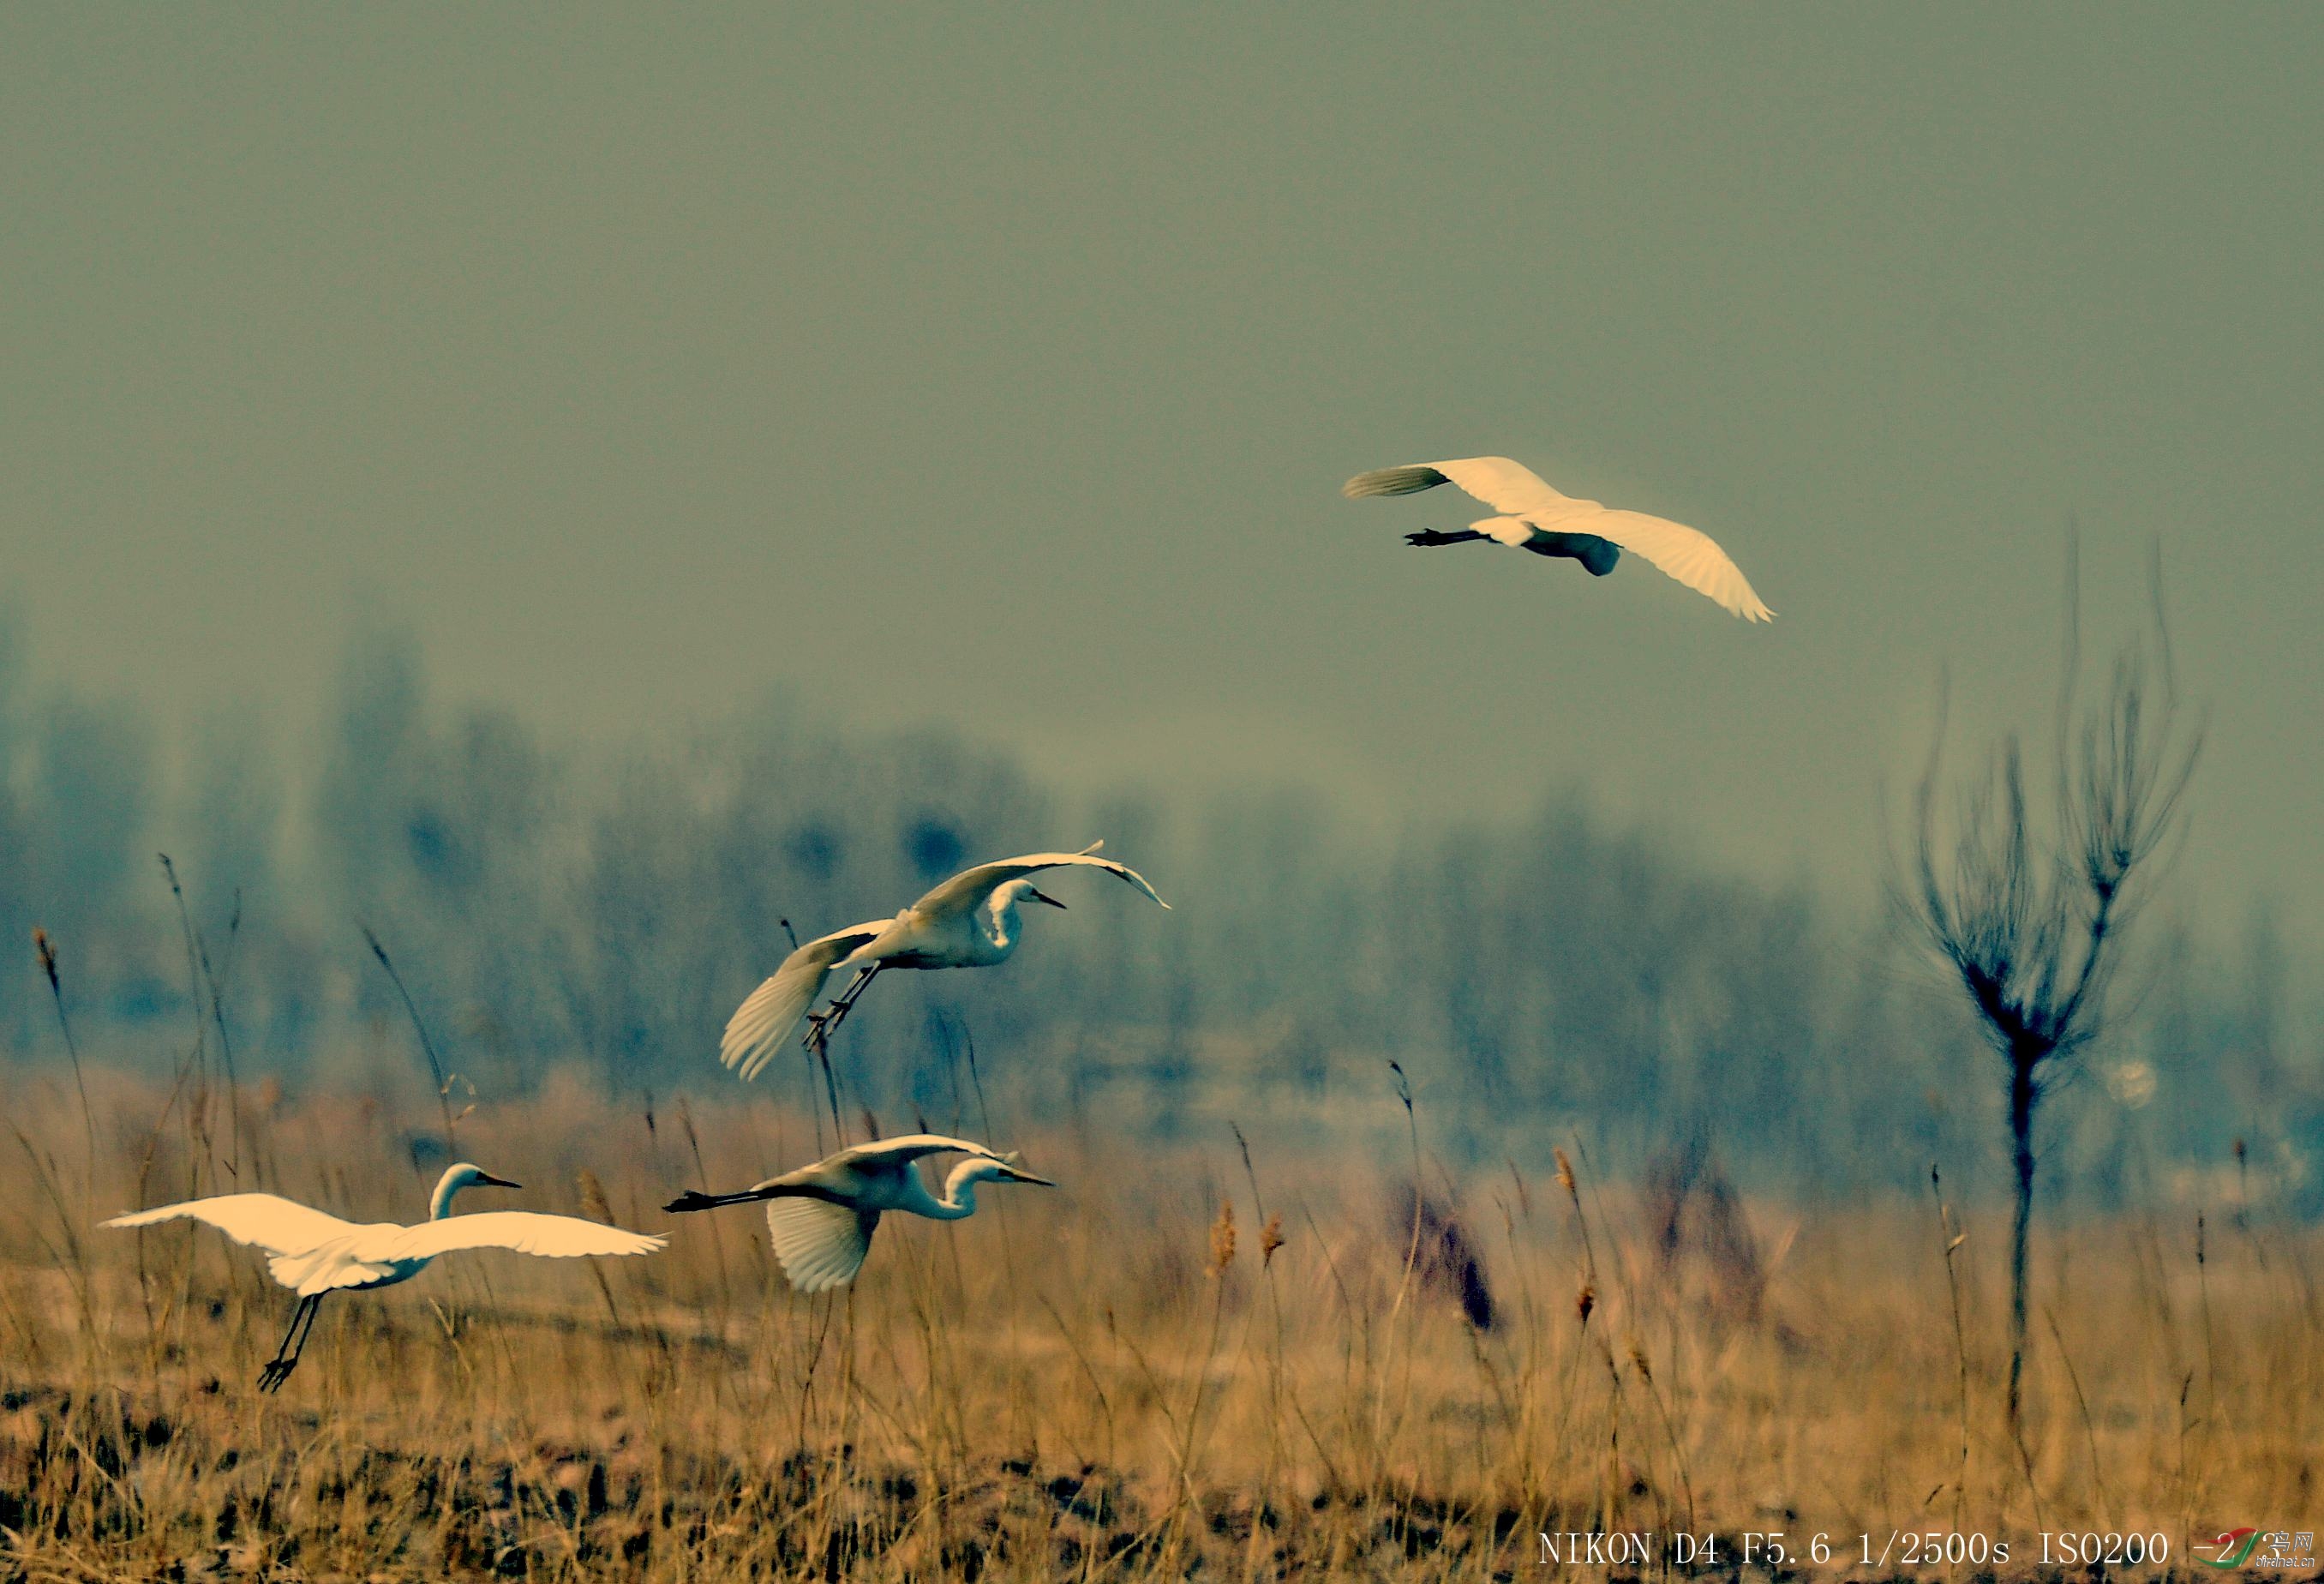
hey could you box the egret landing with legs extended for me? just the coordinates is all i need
[104,1163,665,1390]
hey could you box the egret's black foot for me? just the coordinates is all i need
[257,1359,296,1392]
[664,1190,720,1214]
[1406,529,1459,546]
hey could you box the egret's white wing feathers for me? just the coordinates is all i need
[722,920,889,1080]
[765,1197,878,1293]
[904,847,1170,921]
[739,1135,997,1200]
[104,1194,359,1258]
[1429,456,1573,515]
[1342,464,1451,499]
[383,1212,667,1263]
[1343,457,1571,516]
[1586,510,1774,621]
[823,1134,1003,1173]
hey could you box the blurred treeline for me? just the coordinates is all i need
[1,615,2314,1209]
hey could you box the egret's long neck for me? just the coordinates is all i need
[980,893,1022,958]
[919,1161,986,1221]
[428,1170,467,1221]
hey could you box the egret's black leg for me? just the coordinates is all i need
[804,965,882,1142]
[257,1298,302,1389]
[1405,528,1490,547]
[261,1295,323,1391]
[805,964,883,1058]
[258,1296,316,1392]
[822,964,883,1030]
[285,1294,322,1374]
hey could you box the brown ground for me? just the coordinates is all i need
[1,1064,2315,1580]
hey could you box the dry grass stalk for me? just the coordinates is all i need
[0,1067,2315,1581]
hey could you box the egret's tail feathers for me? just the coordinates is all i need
[1342,465,1450,500]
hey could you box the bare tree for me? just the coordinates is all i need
[1897,548,2201,1431]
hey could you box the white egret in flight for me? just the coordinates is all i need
[1343,455,1774,621]
[720,843,1168,1081]
[664,1133,1054,1293]
[104,1163,665,1390]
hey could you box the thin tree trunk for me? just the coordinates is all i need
[2006,1050,2038,1431]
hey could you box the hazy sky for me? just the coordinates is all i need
[6,7,2321,954]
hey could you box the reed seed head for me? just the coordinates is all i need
[1207,1201,1237,1275]
[1260,1212,1285,1269]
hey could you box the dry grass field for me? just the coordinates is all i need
[2,1062,2316,1581]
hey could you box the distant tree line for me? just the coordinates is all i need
[0,611,2314,1209]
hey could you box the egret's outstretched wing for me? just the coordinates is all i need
[105,1194,357,1258]
[721,920,889,1080]
[826,1134,1002,1172]
[906,843,1170,921]
[1343,456,1569,516]
[1586,509,1774,621]
[1342,464,1449,498]
[381,1212,666,1262]
[765,1197,878,1293]
[678,1137,1001,1210]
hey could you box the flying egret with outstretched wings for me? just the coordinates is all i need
[1344,454,1773,621]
